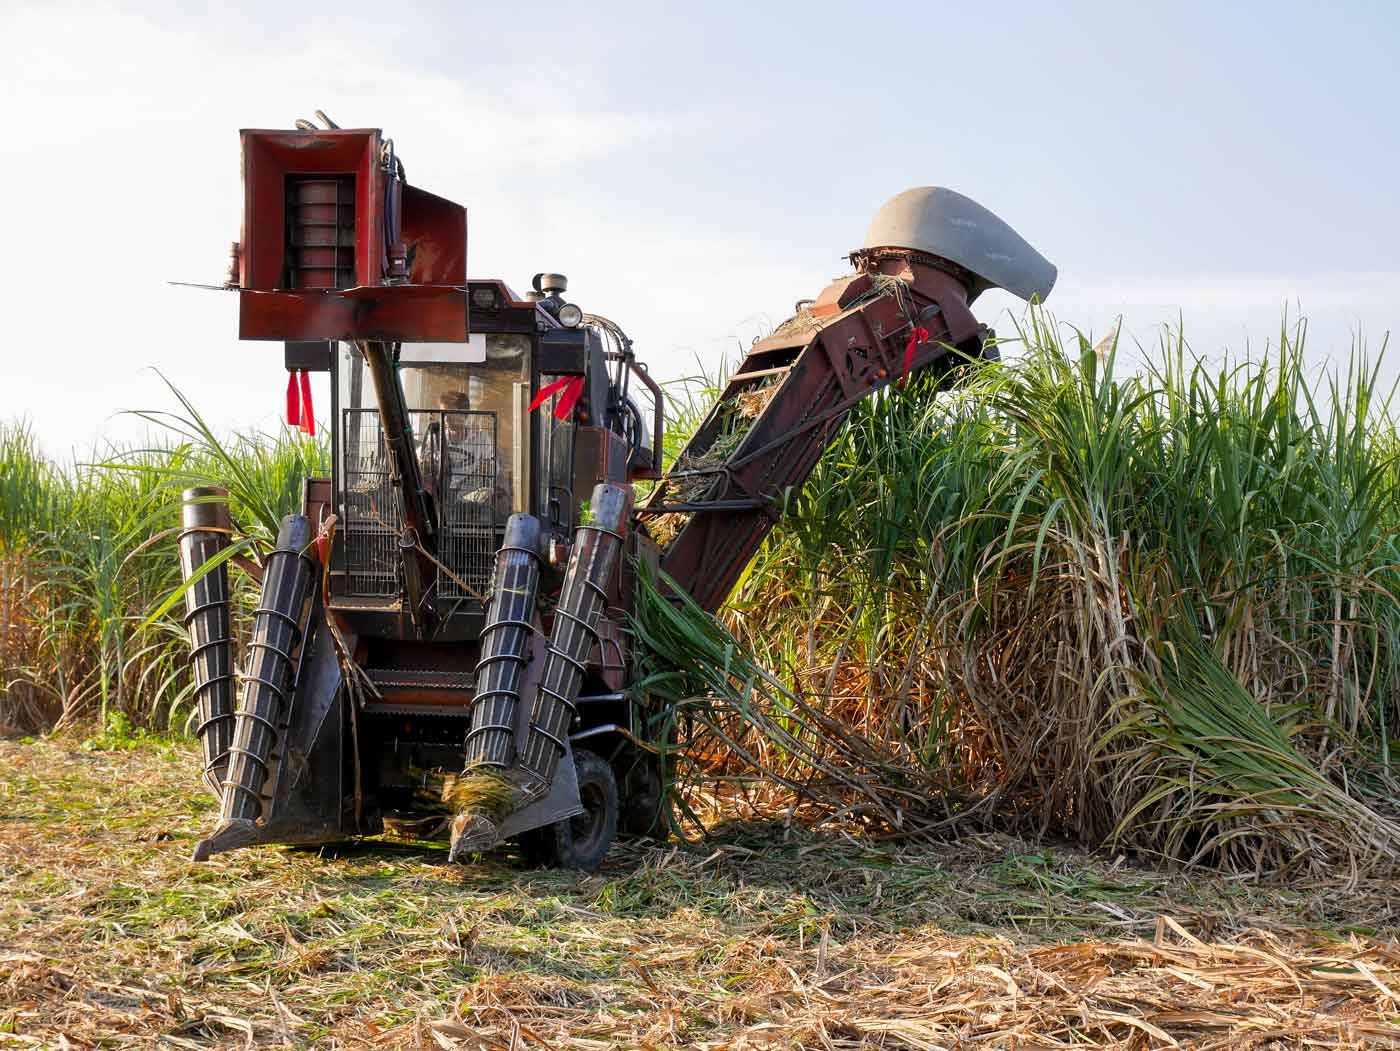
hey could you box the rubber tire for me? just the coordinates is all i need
[618,753,668,838]
[515,750,619,872]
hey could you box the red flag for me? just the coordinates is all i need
[528,375,587,421]
[554,375,585,419]
[900,325,931,386]
[298,370,315,435]
[286,371,300,426]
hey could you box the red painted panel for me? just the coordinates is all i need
[239,128,384,292]
[238,286,467,342]
[402,184,467,286]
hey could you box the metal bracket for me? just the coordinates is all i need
[497,737,584,839]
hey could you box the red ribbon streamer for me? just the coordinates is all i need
[527,375,586,421]
[286,370,316,435]
[286,371,299,426]
[314,515,334,567]
[901,325,931,386]
[298,370,315,436]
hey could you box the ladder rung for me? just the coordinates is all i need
[664,466,725,478]
[728,365,791,384]
[638,499,765,514]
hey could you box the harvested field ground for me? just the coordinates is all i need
[2,740,1399,1049]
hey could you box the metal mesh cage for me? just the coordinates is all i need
[341,409,399,597]
[420,410,497,603]
[339,407,498,605]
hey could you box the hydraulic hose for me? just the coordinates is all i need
[358,340,436,636]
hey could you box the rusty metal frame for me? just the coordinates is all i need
[643,260,985,612]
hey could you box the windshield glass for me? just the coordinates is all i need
[336,336,532,520]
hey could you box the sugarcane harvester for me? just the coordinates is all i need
[181,116,1055,869]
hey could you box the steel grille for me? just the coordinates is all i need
[339,408,497,606]
[341,409,399,596]
[419,410,497,603]
[284,175,356,289]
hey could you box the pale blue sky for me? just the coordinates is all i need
[3,1,1397,455]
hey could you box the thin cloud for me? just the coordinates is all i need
[0,5,664,168]
[1060,272,1400,311]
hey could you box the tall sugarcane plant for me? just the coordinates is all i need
[638,310,1400,875]
[0,380,326,737]
[6,312,1400,875]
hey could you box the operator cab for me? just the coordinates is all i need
[323,276,660,642]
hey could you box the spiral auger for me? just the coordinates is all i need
[447,485,631,861]
[520,484,632,783]
[464,514,543,770]
[193,514,317,861]
[179,487,236,796]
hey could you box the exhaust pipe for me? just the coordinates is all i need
[465,514,542,770]
[519,484,632,782]
[193,514,315,861]
[179,487,235,795]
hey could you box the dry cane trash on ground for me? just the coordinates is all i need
[3,740,1399,1049]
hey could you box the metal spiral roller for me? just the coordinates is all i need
[519,484,632,781]
[217,515,316,824]
[464,514,542,769]
[179,487,236,795]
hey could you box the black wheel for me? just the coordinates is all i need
[619,753,669,838]
[513,750,618,871]
[515,823,556,867]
